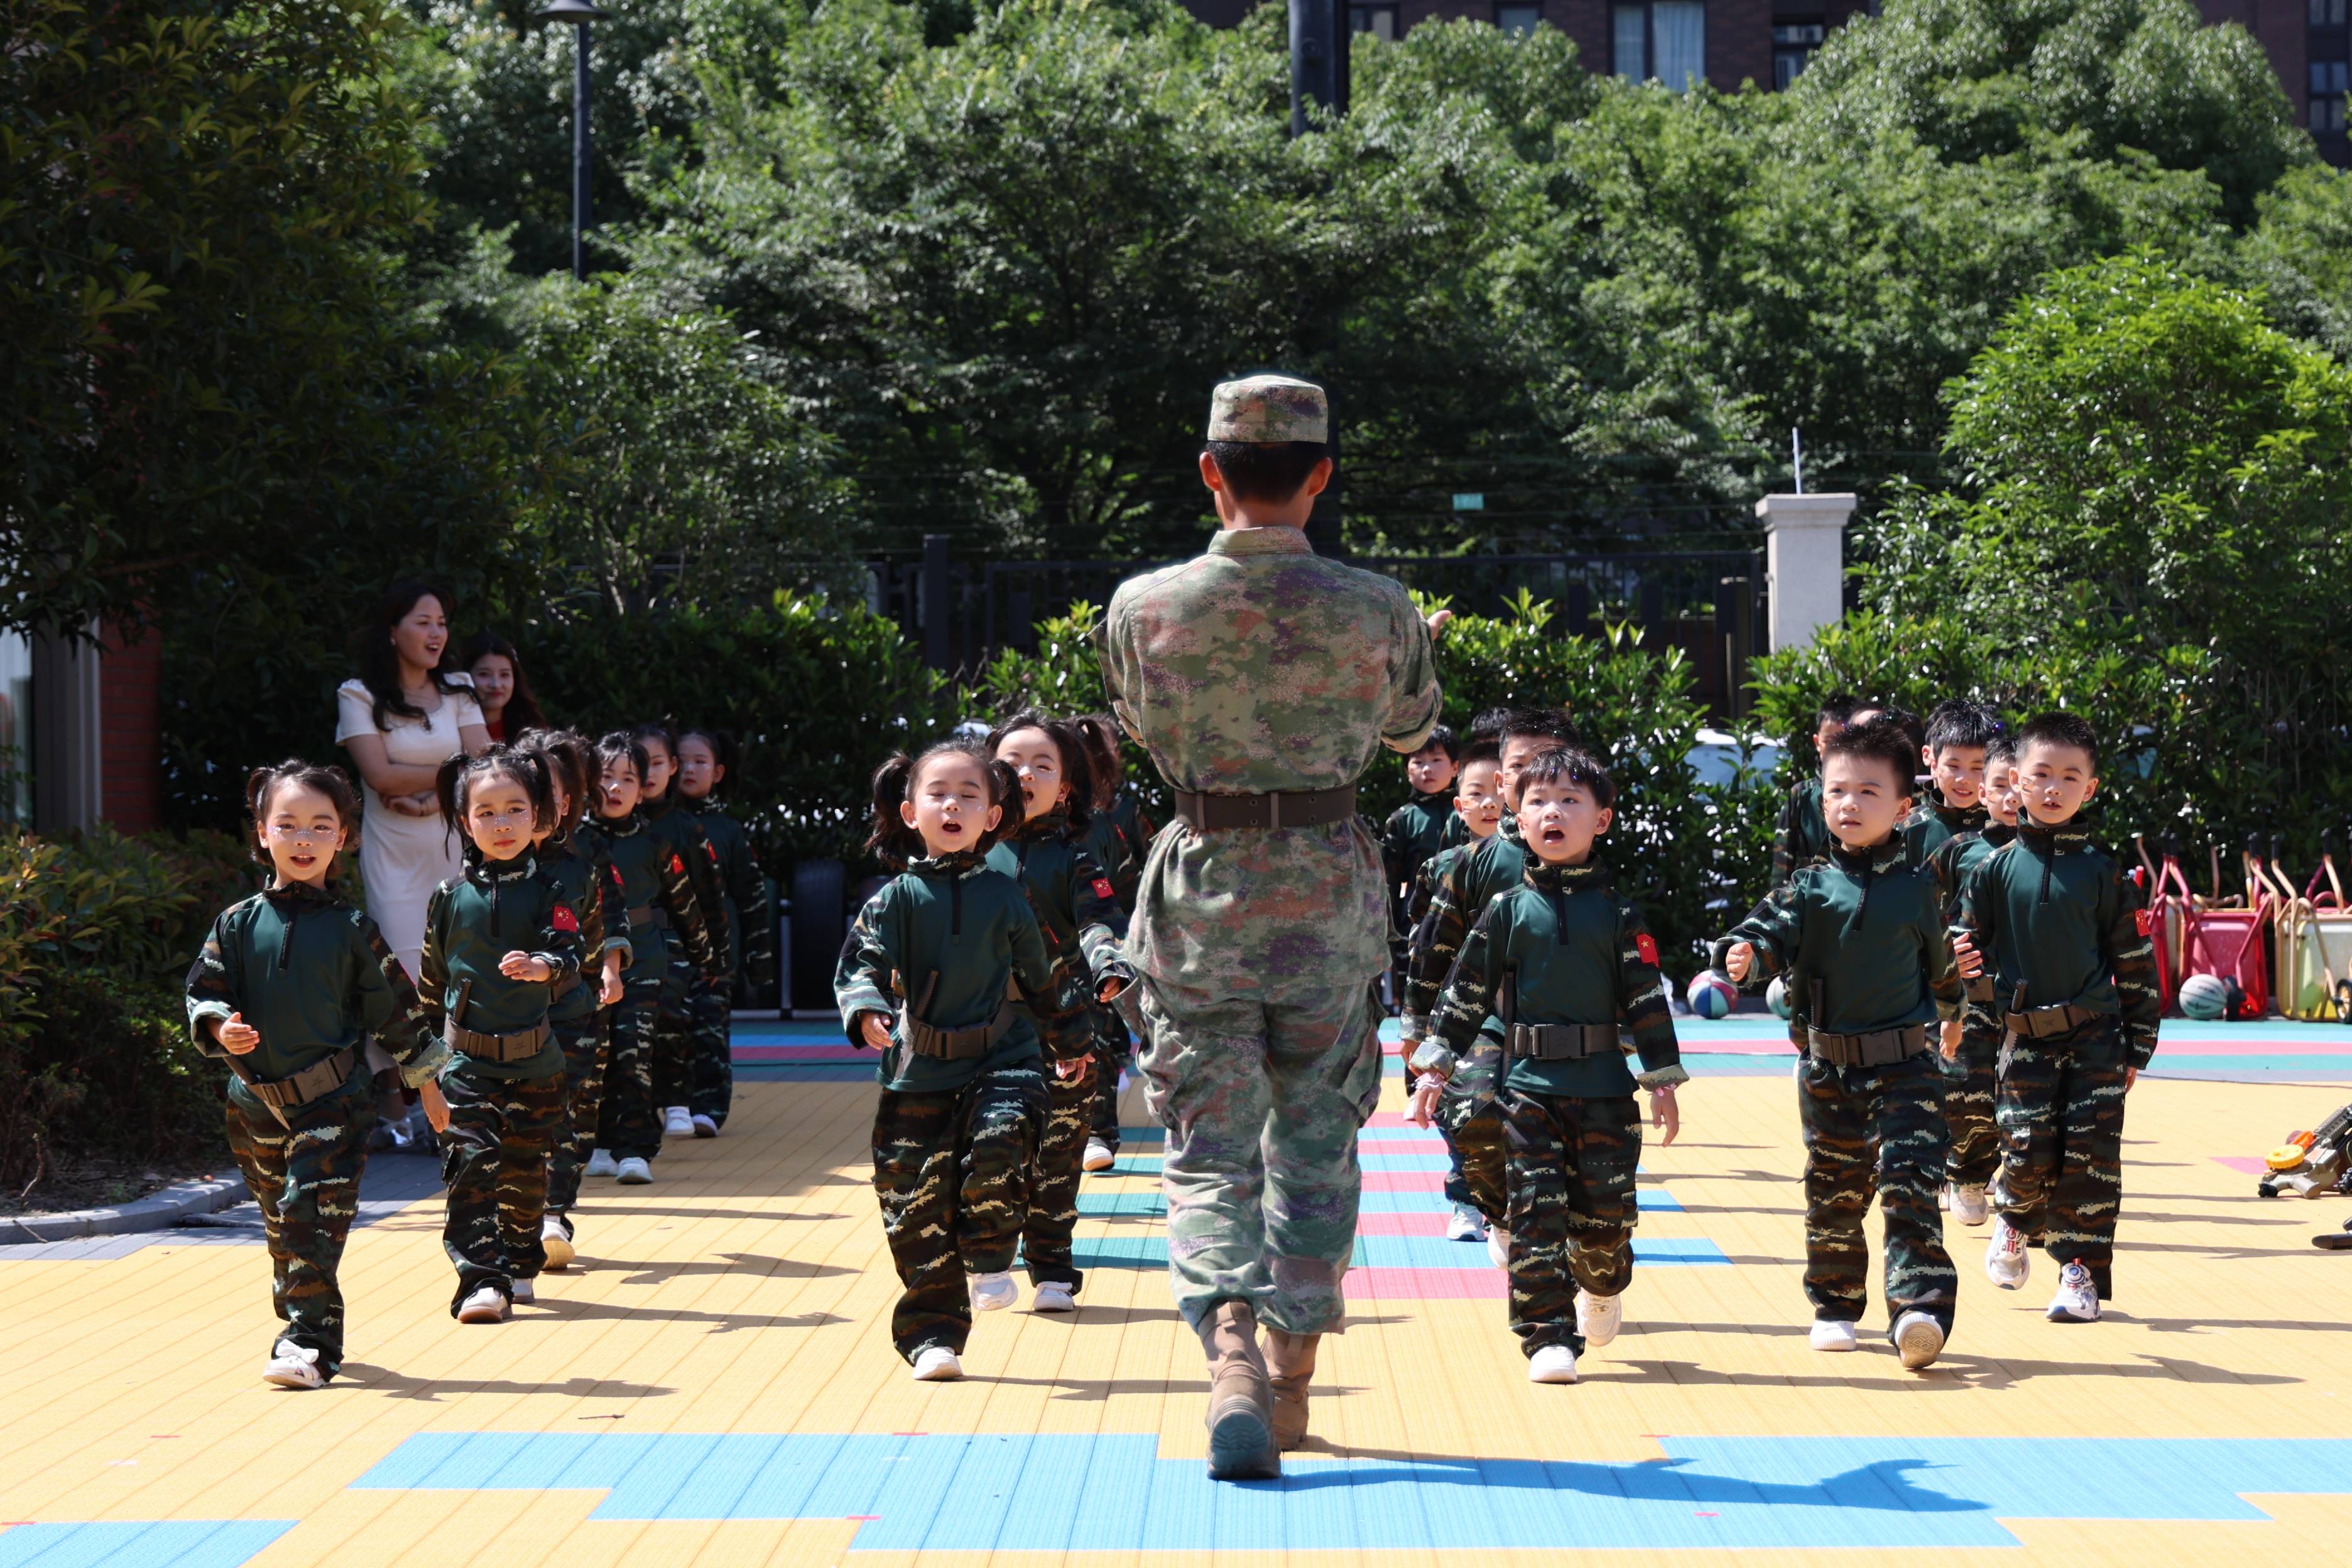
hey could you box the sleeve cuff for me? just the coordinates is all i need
[1407,1040,1457,1077]
[188,1001,232,1055]
[400,1037,453,1088]
[1637,1064,1690,1089]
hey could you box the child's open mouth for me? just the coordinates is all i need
[289,852,317,871]
[1540,825,1565,844]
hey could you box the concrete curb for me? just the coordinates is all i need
[0,1172,249,1246]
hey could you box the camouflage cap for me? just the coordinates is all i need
[1207,374,1328,445]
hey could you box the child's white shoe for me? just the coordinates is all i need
[1893,1310,1946,1369]
[615,1157,653,1185]
[1937,1184,1951,1212]
[263,1342,325,1390]
[910,1346,964,1381]
[1486,1226,1511,1270]
[584,1148,618,1179]
[968,1271,1018,1312]
[691,1114,719,1139]
[1575,1290,1622,1348]
[457,1285,509,1324]
[1809,1319,1859,1353]
[1031,1282,1077,1314]
[663,1106,693,1137]
[542,1216,575,1270]
[1985,1217,2030,1290]
[1949,1183,1990,1226]
[1082,1138,1116,1172]
[509,1277,535,1305]
[2046,1261,2099,1322]
[1527,1344,1579,1384]
[1446,1203,1489,1242]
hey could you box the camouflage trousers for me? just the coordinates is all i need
[1498,1088,1640,1356]
[596,984,663,1162]
[653,937,694,1112]
[1087,1000,1134,1151]
[440,1063,565,1310]
[1135,974,1385,1336]
[1023,1061,1096,1290]
[1799,1050,1956,1334]
[686,974,732,1127]
[226,1080,372,1380]
[1996,1021,2130,1299]
[545,1010,609,1217]
[872,1062,1049,1361]
[1944,1028,2001,1190]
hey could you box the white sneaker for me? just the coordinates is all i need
[1082,1138,1116,1172]
[1031,1282,1077,1314]
[911,1346,964,1381]
[457,1285,509,1324]
[1985,1217,2030,1290]
[1527,1344,1579,1384]
[1446,1203,1489,1243]
[1576,1290,1623,1348]
[263,1342,325,1390]
[615,1156,653,1185]
[663,1106,693,1137]
[691,1114,719,1139]
[542,1216,575,1270]
[1949,1183,1990,1227]
[968,1271,1018,1312]
[1487,1226,1511,1270]
[1893,1310,1946,1368]
[2046,1261,2100,1322]
[509,1277,536,1305]
[1809,1319,1859,1353]
[584,1148,618,1179]
[377,1117,415,1153]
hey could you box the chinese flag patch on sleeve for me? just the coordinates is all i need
[551,903,579,934]
[1093,879,1116,901]
[667,853,685,878]
[2135,908,2157,937]
[1636,933,1660,967]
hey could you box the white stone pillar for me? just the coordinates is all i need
[1753,493,1854,652]
[30,626,102,832]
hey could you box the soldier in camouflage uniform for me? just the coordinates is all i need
[1925,728,2018,1224]
[1096,374,1442,1477]
[1718,719,1966,1368]
[1409,749,1684,1383]
[1955,712,2160,1322]
[679,726,778,1135]
[188,760,450,1388]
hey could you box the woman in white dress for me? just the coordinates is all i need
[335,582,491,1139]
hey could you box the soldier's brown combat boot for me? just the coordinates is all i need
[1263,1327,1319,1451]
[1197,1300,1280,1479]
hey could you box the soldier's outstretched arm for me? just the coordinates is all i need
[1378,593,1442,754]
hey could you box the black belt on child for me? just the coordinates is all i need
[626,905,669,930]
[445,1020,552,1063]
[1171,785,1356,831]
[1507,1023,1622,1061]
[1805,1023,1930,1067]
[900,998,1016,1060]
[234,1047,359,1122]
[2002,1000,2104,1039]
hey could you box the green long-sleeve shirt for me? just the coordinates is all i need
[1902,793,1988,867]
[537,831,628,1024]
[1402,812,1526,1036]
[185,882,447,1116]
[579,810,717,989]
[1771,776,1834,886]
[1081,790,1158,914]
[685,796,775,991]
[418,853,584,1079]
[986,810,1132,984]
[1381,789,1457,934]
[1717,836,1963,1048]
[643,792,732,977]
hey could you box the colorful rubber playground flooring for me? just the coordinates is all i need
[3,1015,2348,1566]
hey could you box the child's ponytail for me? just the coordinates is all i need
[985,709,1095,834]
[868,738,1025,869]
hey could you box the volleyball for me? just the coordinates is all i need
[1687,970,1738,1020]
[2179,972,2230,1021]
[1767,975,1792,1020]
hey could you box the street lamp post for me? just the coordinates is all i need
[533,0,609,281]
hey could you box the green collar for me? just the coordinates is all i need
[1827,836,1908,876]
[2018,817,2092,855]
[1207,526,1312,558]
[1523,854,1606,893]
[910,849,990,879]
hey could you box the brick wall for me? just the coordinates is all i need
[98,623,163,834]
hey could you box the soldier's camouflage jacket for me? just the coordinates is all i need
[577,810,717,987]
[420,852,584,1080]
[187,881,447,1115]
[1096,525,1440,994]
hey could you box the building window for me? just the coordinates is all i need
[1613,1,1706,87]
[1772,21,1824,88]
[1351,3,1399,38]
[2314,60,2349,132]
[2314,0,2346,24]
[1497,1,1542,33]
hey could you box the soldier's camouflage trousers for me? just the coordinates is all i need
[597,984,663,1162]
[1087,999,1133,1152]
[1023,1061,1095,1290]
[872,1062,1049,1361]
[440,1062,565,1310]
[686,973,732,1127]
[1498,1087,1640,1356]
[1996,1021,2130,1300]
[226,1081,372,1380]
[1944,1027,2001,1190]
[1135,973,1384,1336]
[546,1010,609,1217]
[653,933,694,1113]
[1800,1050,1956,1335]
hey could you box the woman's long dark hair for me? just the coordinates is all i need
[349,580,472,731]
[460,631,547,738]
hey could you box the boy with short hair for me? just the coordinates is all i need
[1383,724,1461,1005]
[1410,748,1684,1385]
[1929,730,2019,1225]
[1957,712,2160,1324]
[1718,717,1967,1370]
[1773,694,1864,884]
[1902,700,2001,862]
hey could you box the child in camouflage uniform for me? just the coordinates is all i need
[1073,714,1155,1172]
[836,739,1075,1381]
[677,725,777,1135]
[630,721,732,1144]
[1956,711,2160,1324]
[1718,718,1968,1369]
[1410,748,1685,1385]
[188,761,452,1389]
[421,746,584,1324]
[987,712,1135,1313]
[1381,722,1459,1001]
[1929,727,2019,1226]
[1771,693,1866,885]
